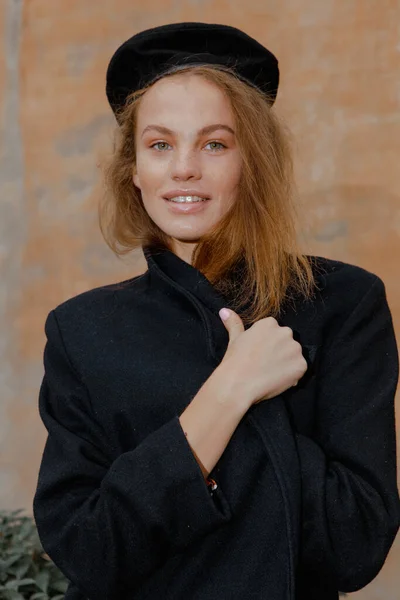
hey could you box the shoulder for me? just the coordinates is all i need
[284,255,387,340]
[307,254,384,306]
[44,272,148,344]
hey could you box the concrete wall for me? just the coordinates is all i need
[1,1,399,598]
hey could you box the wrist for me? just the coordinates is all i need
[210,364,253,414]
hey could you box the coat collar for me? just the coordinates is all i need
[143,245,229,316]
[143,245,231,365]
[142,245,319,372]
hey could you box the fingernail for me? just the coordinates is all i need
[219,308,230,321]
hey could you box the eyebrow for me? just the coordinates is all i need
[141,123,235,138]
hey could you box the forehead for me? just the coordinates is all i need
[136,74,234,127]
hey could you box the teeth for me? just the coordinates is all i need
[167,195,207,203]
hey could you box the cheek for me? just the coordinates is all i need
[135,154,168,189]
[209,156,242,194]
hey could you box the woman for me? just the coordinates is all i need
[33,22,400,600]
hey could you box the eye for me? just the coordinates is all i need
[205,141,226,151]
[151,142,171,151]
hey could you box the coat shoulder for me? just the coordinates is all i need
[307,254,382,302]
[47,273,148,335]
[283,255,386,338]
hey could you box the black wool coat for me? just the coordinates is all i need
[33,246,400,600]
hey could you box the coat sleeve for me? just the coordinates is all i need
[33,309,232,600]
[295,275,400,593]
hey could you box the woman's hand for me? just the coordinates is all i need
[218,308,308,407]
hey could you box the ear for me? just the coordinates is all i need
[132,167,141,190]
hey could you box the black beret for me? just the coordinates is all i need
[106,22,279,119]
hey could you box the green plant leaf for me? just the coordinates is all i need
[0,510,68,600]
[50,580,68,593]
[4,579,20,590]
[3,577,37,592]
[18,521,35,542]
[13,559,31,581]
[19,577,37,588]
[1,556,20,570]
[34,571,50,594]
[0,590,26,600]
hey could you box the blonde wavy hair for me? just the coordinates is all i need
[99,64,319,327]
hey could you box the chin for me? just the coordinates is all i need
[159,224,210,242]
[173,236,202,244]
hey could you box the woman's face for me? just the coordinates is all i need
[133,73,242,263]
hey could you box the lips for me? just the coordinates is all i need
[163,190,210,200]
[165,196,207,203]
[163,197,210,213]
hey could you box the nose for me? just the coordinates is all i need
[170,149,201,181]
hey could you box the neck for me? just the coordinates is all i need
[171,239,198,265]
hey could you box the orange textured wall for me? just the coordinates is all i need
[1,1,399,598]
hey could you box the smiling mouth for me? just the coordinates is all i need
[164,195,210,203]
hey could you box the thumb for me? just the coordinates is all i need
[219,308,245,342]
